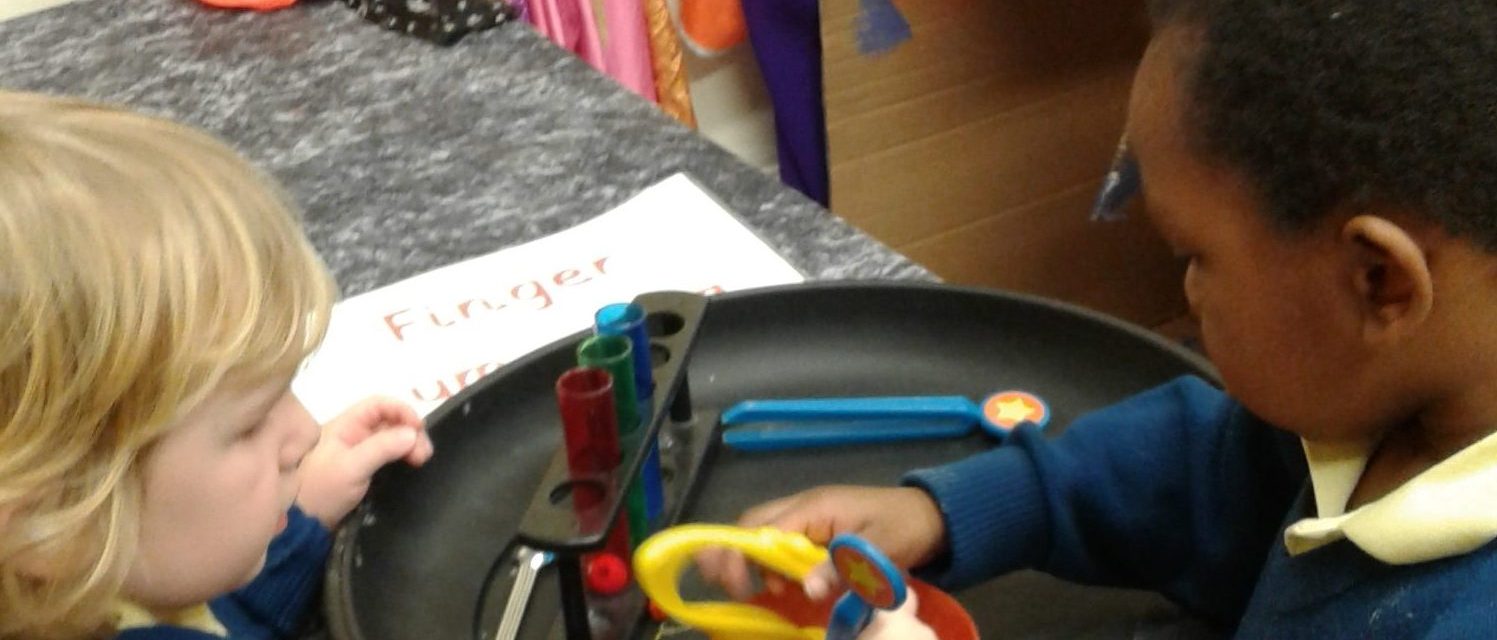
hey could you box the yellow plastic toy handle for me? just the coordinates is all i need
[633,524,830,640]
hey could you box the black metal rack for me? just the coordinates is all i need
[505,291,723,639]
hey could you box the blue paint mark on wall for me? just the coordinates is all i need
[856,0,912,55]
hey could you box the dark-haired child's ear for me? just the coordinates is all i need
[1341,215,1434,344]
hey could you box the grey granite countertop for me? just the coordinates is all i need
[0,0,930,298]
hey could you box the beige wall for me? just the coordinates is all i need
[822,0,1189,328]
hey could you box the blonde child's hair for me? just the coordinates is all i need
[0,92,337,638]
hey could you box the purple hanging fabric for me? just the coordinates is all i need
[741,0,828,206]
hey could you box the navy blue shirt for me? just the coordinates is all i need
[907,376,1493,638]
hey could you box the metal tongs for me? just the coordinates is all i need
[494,546,554,640]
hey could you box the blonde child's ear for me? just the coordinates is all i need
[0,501,52,579]
[1340,215,1435,344]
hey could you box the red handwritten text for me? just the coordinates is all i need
[410,360,506,403]
[383,256,611,342]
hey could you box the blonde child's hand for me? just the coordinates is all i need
[695,485,947,600]
[296,397,434,530]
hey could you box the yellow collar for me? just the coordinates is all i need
[114,601,226,637]
[1286,429,1497,564]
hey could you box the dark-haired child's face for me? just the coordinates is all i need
[1127,30,1401,442]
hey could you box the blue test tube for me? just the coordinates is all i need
[595,302,654,396]
[594,302,664,524]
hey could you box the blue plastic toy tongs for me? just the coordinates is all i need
[719,391,1052,453]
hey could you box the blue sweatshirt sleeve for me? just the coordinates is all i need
[208,505,332,639]
[903,376,1305,623]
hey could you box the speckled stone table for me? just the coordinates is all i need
[0,0,930,299]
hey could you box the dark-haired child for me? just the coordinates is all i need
[700,2,1497,636]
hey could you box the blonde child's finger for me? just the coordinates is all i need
[332,396,423,438]
[343,427,420,479]
[332,396,388,424]
[402,431,435,466]
[380,399,424,428]
[418,431,436,463]
[324,402,380,442]
[386,405,428,466]
[363,398,424,433]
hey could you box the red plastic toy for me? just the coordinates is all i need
[585,552,630,595]
[195,0,297,12]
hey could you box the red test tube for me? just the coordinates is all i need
[556,367,622,474]
[555,367,630,561]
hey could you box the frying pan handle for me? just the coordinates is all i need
[722,396,978,424]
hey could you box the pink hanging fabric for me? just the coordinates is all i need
[601,0,658,101]
[528,0,606,72]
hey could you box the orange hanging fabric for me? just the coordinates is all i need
[678,0,745,56]
[644,0,696,127]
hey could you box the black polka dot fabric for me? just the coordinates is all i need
[343,0,515,45]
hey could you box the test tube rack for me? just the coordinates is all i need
[487,291,723,640]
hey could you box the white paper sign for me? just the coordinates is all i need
[293,174,805,421]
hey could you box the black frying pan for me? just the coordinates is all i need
[323,282,1222,640]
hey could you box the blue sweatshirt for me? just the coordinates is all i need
[905,376,1497,638]
[116,506,331,639]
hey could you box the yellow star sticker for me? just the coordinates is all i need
[845,559,884,599]
[992,397,1039,426]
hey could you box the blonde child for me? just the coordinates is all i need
[0,91,435,639]
[702,1,1497,637]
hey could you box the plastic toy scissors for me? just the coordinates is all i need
[720,390,1050,452]
[633,524,830,640]
[636,525,976,640]
[824,535,906,640]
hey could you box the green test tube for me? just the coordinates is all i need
[576,334,647,548]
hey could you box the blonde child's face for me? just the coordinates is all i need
[1127,31,1396,442]
[122,376,320,609]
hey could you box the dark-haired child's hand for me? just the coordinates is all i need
[295,397,434,529]
[694,485,947,600]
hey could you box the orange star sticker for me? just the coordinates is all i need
[994,398,1038,423]
[846,558,884,599]
[983,391,1048,429]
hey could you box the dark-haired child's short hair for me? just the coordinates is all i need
[1148,0,1497,250]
